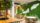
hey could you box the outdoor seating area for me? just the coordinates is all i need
[0,0,40,23]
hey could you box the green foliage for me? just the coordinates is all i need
[21,4,28,11]
[21,3,32,11]
[17,7,22,14]
[26,1,40,19]
[0,0,12,10]
[17,1,40,19]
[27,4,40,19]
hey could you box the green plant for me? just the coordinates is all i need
[0,0,12,10]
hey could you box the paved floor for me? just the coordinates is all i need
[0,15,16,23]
